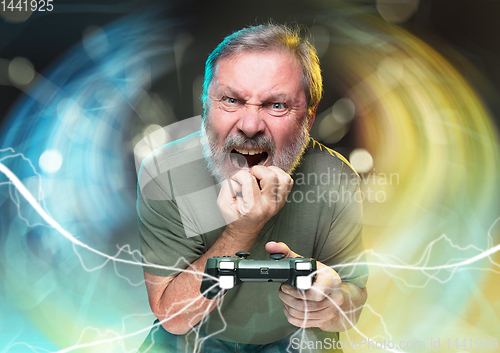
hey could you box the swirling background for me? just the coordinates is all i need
[1,0,499,352]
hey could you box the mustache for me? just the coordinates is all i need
[222,134,276,154]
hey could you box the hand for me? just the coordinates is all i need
[217,166,293,238]
[265,241,345,331]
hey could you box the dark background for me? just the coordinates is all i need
[1,0,500,132]
[0,2,498,349]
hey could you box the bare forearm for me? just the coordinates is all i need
[149,167,291,334]
[154,228,259,334]
[322,282,367,332]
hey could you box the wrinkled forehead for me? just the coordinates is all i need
[209,49,306,93]
[209,50,306,99]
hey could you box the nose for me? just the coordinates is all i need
[237,105,265,138]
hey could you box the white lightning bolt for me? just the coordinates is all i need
[1,158,499,353]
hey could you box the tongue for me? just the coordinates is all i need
[244,153,266,167]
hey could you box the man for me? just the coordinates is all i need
[137,23,368,352]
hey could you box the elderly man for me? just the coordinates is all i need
[137,23,368,352]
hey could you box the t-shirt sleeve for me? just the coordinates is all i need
[136,145,211,278]
[317,163,369,289]
[137,184,206,277]
[136,135,228,277]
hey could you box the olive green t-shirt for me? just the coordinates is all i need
[137,131,368,345]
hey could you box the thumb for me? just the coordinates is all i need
[265,241,302,259]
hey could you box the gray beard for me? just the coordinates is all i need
[201,119,310,183]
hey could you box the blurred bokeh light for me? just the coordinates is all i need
[0,1,499,352]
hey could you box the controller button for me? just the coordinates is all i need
[236,251,250,259]
[220,261,235,270]
[296,276,312,290]
[270,253,285,260]
[296,262,312,270]
[219,275,235,289]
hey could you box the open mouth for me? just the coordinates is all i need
[230,148,269,169]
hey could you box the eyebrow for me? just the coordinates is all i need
[264,93,288,102]
[217,86,288,102]
[218,86,244,98]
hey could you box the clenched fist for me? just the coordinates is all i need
[217,165,293,239]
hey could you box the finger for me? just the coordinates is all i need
[229,170,261,214]
[218,178,242,202]
[265,241,301,259]
[283,305,325,328]
[285,268,340,302]
[250,165,279,198]
[267,166,293,202]
[227,176,236,197]
[308,263,342,301]
[283,303,335,320]
[277,264,340,302]
[217,179,241,224]
[278,285,331,311]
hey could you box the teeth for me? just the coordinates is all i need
[234,148,265,155]
[231,154,248,169]
[231,148,268,169]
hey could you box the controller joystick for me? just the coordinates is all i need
[236,251,250,259]
[270,253,285,260]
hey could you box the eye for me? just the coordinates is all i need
[266,102,289,117]
[223,97,239,104]
[219,96,242,112]
[270,102,286,110]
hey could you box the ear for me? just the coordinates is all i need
[307,106,317,132]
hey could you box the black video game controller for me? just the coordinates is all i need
[200,251,317,299]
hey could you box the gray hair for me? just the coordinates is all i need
[201,23,323,120]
